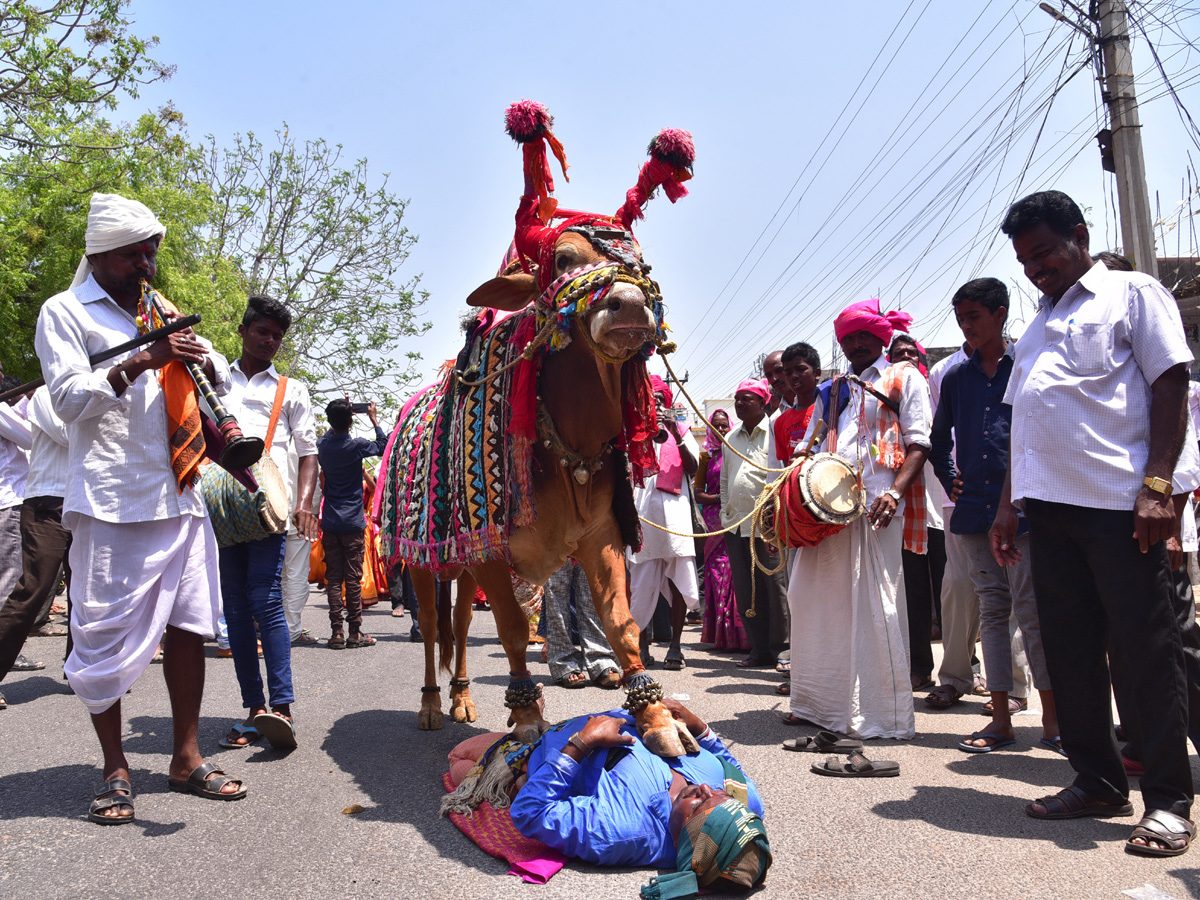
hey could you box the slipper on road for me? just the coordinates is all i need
[168,762,247,801]
[981,696,1028,715]
[1039,736,1067,757]
[924,684,962,710]
[663,649,686,671]
[1025,784,1132,820]
[555,671,587,690]
[219,722,262,749]
[783,730,864,753]
[958,731,1017,753]
[253,711,297,750]
[811,750,899,778]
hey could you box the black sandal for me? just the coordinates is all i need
[88,777,134,825]
[328,632,345,650]
[346,633,376,648]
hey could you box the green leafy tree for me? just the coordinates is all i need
[0,1,172,174]
[202,127,429,409]
[0,110,245,380]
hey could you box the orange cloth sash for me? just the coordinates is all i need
[139,291,205,492]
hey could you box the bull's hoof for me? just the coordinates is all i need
[418,706,445,731]
[449,695,477,723]
[635,700,700,758]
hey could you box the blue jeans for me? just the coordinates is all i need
[218,534,294,710]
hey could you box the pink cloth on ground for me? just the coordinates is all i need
[444,732,567,884]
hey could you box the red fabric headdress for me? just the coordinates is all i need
[615,129,695,230]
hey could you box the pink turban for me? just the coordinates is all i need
[834,298,914,347]
[734,378,771,403]
[649,374,673,408]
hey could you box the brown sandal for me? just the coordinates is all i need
[1126,809,1196,857]
[1026,784,1132,820]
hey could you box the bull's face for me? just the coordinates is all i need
[550,233,657,362]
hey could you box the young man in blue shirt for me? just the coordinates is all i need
[929,277,1059,756]
[317,398,386,649]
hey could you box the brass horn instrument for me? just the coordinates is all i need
[140,281,264,471]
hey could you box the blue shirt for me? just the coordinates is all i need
[317,426,387,532]
[509,711,764,868]
[929,346,1027,536]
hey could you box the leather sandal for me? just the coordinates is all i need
[811,749,899,777]
[328,631,345,650]
[88,777,134,825]
[924,684,963,710]
[168,761,247,801]
[1126,809,1196,857]
[1025,784,1132,820]
[782,730,863,753]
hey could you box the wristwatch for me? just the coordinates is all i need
[566,732,592,755]
[884,488,903,504]
[1143,476,1173,497]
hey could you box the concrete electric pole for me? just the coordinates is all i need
[1097,1,1158,278]
[1040,1,1158,277]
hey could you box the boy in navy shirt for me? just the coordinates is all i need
[930,278,1059,755]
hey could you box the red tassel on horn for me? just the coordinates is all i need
[616,128,695,230]
[505,100,569,224]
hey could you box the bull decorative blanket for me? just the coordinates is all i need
[377,309,537,572]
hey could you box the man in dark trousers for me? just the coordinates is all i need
[317,398,386,650]
[992,190,1195,857]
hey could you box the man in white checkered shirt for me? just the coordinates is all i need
[991,189,1195,858]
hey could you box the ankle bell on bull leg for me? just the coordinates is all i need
[505,673,547,744]
[622,671,665,714]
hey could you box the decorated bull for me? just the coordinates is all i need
[375,100,696,757]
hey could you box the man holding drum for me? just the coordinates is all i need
[784,299,931,741]
[35,192,245,824]
[215,295,319,751]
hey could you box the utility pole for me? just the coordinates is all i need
[1040,1,1158,277]
[1098,1,1158,278]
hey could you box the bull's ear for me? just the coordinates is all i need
[466,273,538,311]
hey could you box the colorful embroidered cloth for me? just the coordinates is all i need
[377,309,537,572]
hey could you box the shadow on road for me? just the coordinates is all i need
[0,762,185,835]
[322,707,514,874]
[872,784,1133,850]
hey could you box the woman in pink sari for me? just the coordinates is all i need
[695,410,749,651]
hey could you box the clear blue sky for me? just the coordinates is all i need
[121,0,1200,405]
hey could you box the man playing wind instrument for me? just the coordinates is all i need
[35,193,247,826]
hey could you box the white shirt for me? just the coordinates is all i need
[720,415,777,538]
[1004,263,1195,511]
[802,354,933,504]
[35,274,231,524]
[630,431,700,562]
[224,360,317,515]
[1189,382,1200,437]
[928,347,968,511]
[0,396,31,510]
[25,386,69,499]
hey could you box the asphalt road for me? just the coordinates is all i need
[1,588,1196,900]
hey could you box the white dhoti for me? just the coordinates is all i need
[628,555,700,629]
[64,512,221,714]
[788,516,914,739]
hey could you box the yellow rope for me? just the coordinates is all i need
[658,353,788,475]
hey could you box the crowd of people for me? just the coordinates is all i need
[1,184,1198,892]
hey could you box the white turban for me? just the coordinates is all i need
[70,192,167,288]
